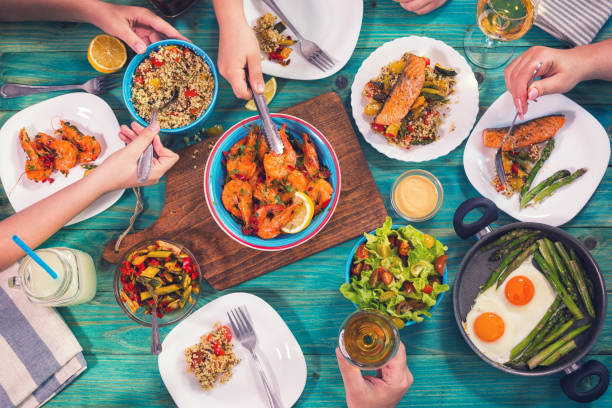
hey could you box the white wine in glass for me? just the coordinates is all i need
[465,0,537,69]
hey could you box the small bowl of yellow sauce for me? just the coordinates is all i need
[391,169,443,222]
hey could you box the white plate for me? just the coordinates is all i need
[0,93,125,225]
[243,0,362,80]
[463,92,610,226]
[350,36,479,162]
[158,292,307,408]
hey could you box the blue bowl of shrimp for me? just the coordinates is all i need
[204,114,341,251]
[122,39,218,134]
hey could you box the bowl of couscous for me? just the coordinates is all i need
[122,39,218,133]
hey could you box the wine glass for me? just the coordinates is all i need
[464,0,538,69]
[338,310,400,372]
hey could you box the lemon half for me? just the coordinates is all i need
[245,77,277,111]
[281,191,314,234]
[87,34,127,74]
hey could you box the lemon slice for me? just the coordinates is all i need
[87,34,127,73]
[281,191,314,234]
[245,77,277,111]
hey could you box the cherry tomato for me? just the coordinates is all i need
[218,325,232,342]
[424,57,430,66]
[404,281,414,295]
[378,268,393,285]
[398,240,411,256]
[511,163,520,175]
[134,75,144,85]
[185,88,198,98]
[213,341,225,356]
[423,285,433,295]
[151,56,164,67]
[435,255,448,275]
[370,122,386,133]
[190,351,204,369]
[356,243,369,260]
[423,234,435,249]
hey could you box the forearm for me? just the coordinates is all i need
[0,0,104,24]
[571,38,612,82]
[212,0,248,30]
[0,175,107,270]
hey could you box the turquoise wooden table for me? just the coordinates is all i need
[1,1,611,406]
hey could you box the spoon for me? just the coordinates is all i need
[137,88,178,183]
[137,276,163,354]
[245,76,283,154]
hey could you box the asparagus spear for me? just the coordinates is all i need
[481,246,524,293]
[545,239,577,302]
[533,251,584,320]
[520,170,570,209]
[556,242,595,318]
[541,318,574,347]
[480,229,532,252]
[528,324,590,369]
[569,248,595,299]
[533,168,587,203]
[489,232,539,261]
[537,239,558,281]
[540,340,577,366]
[510,297,561,360]
[519,138,555,201]
[496,243,537,288]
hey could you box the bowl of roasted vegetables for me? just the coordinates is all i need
[114,239,202,327]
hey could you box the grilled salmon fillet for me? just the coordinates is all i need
[483,114,566,151]
[374,54,426,126]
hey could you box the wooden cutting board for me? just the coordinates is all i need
[103,92,387,290]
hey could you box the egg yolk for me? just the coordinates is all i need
[505,275,535,306]
[474,312,505,342]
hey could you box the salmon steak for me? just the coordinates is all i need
[483,114,566,151]
[374,54,426,126]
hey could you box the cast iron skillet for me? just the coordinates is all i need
[452,197,609,403]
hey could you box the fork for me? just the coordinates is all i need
[228,306,283,408]
[261,0,334,71]
[495,62,542,185]
[0,74,121,98]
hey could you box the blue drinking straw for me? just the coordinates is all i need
[12,235,58,279]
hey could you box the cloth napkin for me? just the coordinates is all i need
[535,0,612,46]
[0,264,86,408]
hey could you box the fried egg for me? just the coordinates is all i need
[464,256,556,363]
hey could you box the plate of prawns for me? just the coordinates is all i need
[0,93,125,225]
[204,114,340,251]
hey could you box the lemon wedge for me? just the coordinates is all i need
[245,77,277,111]
[87,34,127,73]
[281,191,314,234]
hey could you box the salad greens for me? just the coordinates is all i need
[340,217,449,328]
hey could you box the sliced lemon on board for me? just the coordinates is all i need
[245,77,277,111]
[281,191,314,234]
[87,34,127,73]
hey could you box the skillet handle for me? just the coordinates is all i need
[453,197,498,239]
[560,360,609,403]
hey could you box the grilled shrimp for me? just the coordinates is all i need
[263,124,296,181]
[19,128,53,182]
[287,170,309,192]
[58,120,100,163]
[221,179,253,225]
[226,128,258,181]
[36,132,77,174]
[301,133,320,178]
[251,203,298,239]
[307,178,333,214]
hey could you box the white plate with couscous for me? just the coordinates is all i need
[351,36,479,162]
[158,292,307,408]
[243,0,363,79]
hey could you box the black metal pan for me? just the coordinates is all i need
[452,197,609,403]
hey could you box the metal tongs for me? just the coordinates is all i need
[495,62,542,185]
[245,76,283,154]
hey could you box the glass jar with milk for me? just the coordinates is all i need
[8,247,97,306]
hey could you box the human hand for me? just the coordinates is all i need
[504,46,585,118]
[91,121,179,192]
[88,1,189,54]
[336,342,413,408]
[217,18,264,99]
[394,0,448,15]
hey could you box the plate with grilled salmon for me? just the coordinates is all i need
[351,36,479,162]
[464,92,610,226]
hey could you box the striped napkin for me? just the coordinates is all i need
[0,264,86,408]
[535,0,612,46]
